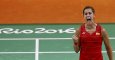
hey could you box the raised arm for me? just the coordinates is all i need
[72,28,80,53]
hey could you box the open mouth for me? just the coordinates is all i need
[86,16,91,21]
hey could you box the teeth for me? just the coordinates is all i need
[86,16,91,21]
[86,16,91,19]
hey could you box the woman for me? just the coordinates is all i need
[72,6,113,60]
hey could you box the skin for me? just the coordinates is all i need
[72,8,113,60]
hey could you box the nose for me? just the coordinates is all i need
[86,13,91,16]
[86,15,90,17]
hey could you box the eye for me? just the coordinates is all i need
[84,12,92,15]
[89,12,92,15]
[84,13,87,15]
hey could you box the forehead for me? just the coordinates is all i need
[84,9,93,13]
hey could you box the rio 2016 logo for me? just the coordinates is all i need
[0,28,76,34]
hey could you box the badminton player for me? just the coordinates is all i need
[72,6,113,60]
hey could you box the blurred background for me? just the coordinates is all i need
[0,0,115,24]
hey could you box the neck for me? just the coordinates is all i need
[86,25,94,29]
[85,21,96,29]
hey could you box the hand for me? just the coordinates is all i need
[72,35,79,43]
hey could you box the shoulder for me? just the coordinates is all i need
[74,24,83,36]
[98,24,106,34]
[75,23,84,31]
[75,27,80,35]
[96,24,108,36]
[74,23,85,36]
[101,27,109,38]
[97,23,102,28]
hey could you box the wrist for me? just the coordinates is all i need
[74,42,78,45]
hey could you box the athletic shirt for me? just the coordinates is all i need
[79,24,103,60]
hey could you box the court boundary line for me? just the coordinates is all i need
[39,51,115,53]
[0,52,35,54]
[35,39,39,60]
[0,37,115,40]
[0,51,115,54]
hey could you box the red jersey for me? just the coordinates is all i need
[79,24,103,60]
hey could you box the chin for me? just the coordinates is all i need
[87,21,93,25]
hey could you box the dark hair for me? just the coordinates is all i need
[83,6,95,14]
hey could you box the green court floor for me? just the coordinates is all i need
[0,39,114,60]
[0,24,114,60]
